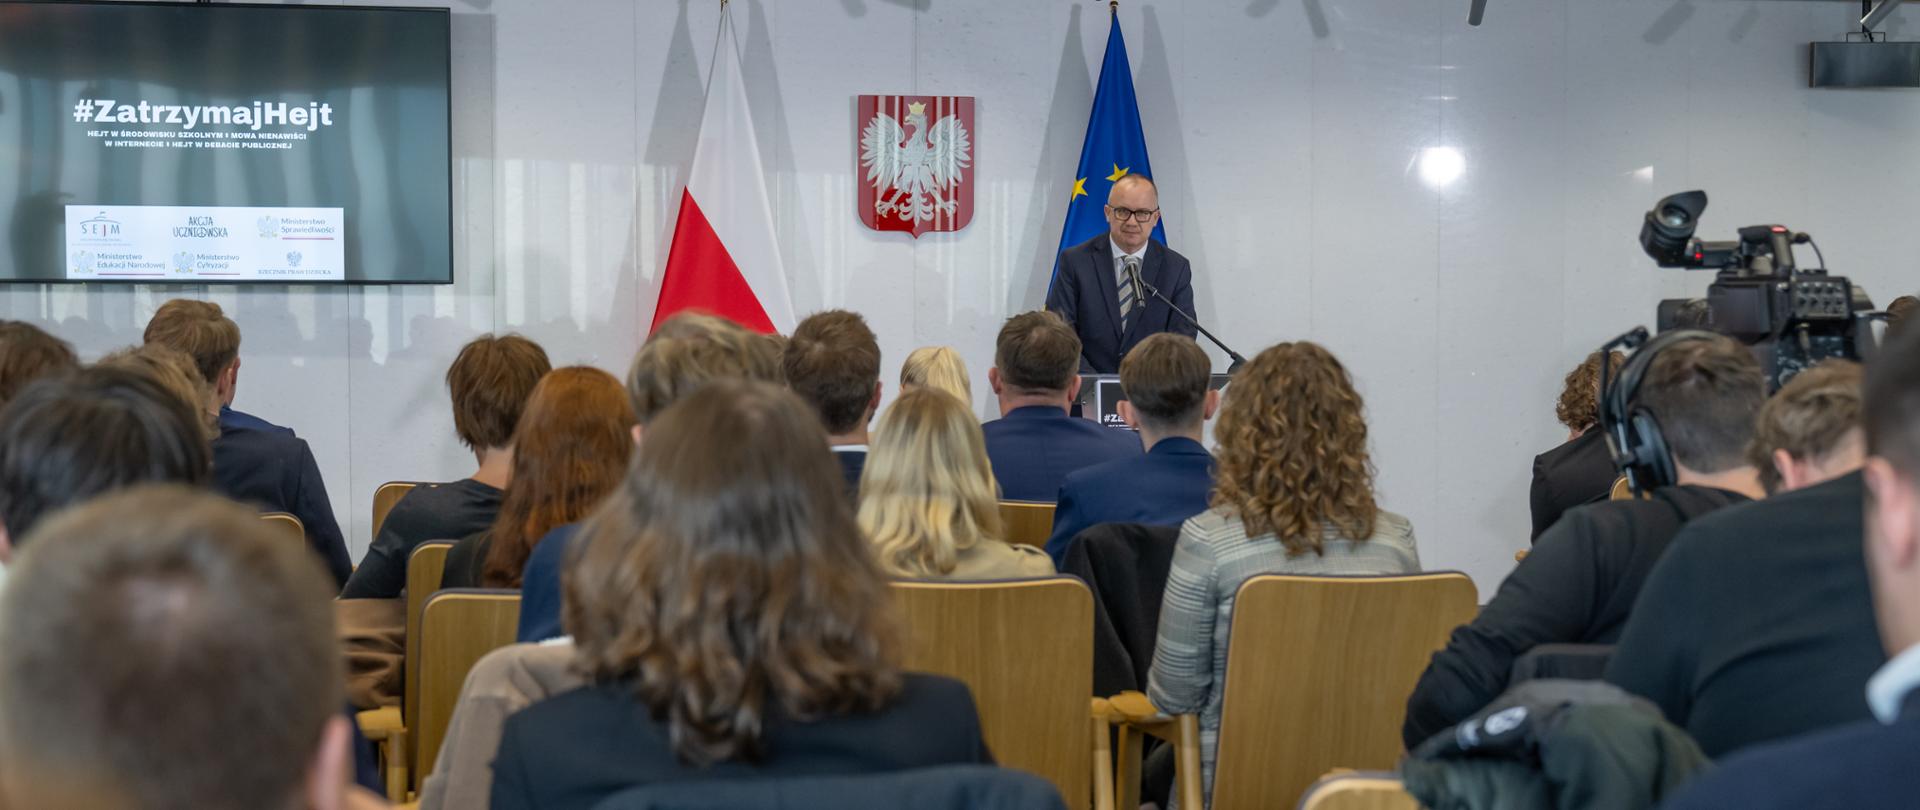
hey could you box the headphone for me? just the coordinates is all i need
[1597,327,1721,496]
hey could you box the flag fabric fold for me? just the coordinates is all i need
[1049,12,1165,293]
[652,6,794,335]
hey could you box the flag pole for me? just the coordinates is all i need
[1109,0,1118,14]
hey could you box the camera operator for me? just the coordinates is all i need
[1403,333,1766,747]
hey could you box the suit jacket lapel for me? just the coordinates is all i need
[1091,235,1125,346]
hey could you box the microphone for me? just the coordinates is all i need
[1127,260,1250,373]
[1122,256,1146,310]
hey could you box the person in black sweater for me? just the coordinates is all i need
[1657,310,1920,809]
[1530,350,1625,541]
[1403,333,1768,747]
[341,334,549,599]
[491,382,990,810]
[1606,360,1878,757]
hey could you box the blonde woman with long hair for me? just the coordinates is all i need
[1145,341,1419,809]
[858,388,1052,580]
[899,346,973,405]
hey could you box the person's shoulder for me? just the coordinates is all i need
[1181,506,1241,540]
[221,406,294,436]
[1372,509,1416,542]
[1005,543,1056,576]
[1148,239,1192,270]
[896,672,980,716]
[1061,453,1139,491]
[1061,233,1107,259]
[1663,718,1916,810]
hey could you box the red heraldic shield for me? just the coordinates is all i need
[856,95,976,237]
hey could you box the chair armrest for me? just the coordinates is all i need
[1106,691,1169,723]
[356,706,404,741]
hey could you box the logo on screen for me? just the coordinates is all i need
[286,251,302,268]
[257,216,280,238]
[77,213,120,238]
[173,252,194,274]
[70,250,95,275]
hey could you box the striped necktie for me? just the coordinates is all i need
[1117,255,1137,332]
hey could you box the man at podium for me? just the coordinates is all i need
[1046,174,1197,374]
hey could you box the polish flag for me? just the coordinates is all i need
[651,5,794,334]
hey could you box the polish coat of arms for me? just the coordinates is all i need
[857,95,975,237]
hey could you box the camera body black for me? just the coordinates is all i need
[1639,190,1876,389]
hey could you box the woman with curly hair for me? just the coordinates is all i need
[1530,350,1627,541]
[488,381,991,809]
[1144,341,1419,809]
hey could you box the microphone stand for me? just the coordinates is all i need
[1128,264,1248,373]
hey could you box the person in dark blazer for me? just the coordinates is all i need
[212,424,351,587]
[1530,350,1624,542]
[1045,334,1217,566]
[782,310,882,499]
[490,382,991,810]
[981,312,1140,502]
[1656,328,1920,810]
[1045,175,1197,374]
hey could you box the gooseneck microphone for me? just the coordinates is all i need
[1127,261,1249,373]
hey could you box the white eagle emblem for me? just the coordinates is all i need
[860,101,972,224]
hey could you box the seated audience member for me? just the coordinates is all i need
[900,345,973,404]
[440,367,633,590]
[1889,294,1918,342]
[1606,360,1878,757]
[982,311,1140,501]
[95,344,221,443]
[143,298,289,435]
[1147,342,1419,808]
[1403,333,1767,747]
[1530,350,1625,541]
[783,310,882,495]
[341,334,550,599]
[0,321,77,409]
[1044,333,1217,565]
[489,382,990,810]
[859,388,1053,580]
[1657,325,1920,809]
[143,298,351,585]
[0,486,383,810]
[0,366,211,563]
[514,312,782,642]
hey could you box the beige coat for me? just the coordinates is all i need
[939,539,1055,580]
[417,640,584,810]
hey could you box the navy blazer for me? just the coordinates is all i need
[834,448,867,501]
[1045,234,1197,374]
[1660,690,1920,810]
[212,425,351,587]
[1043,437,1214,566]
[219,405,293,437]
[516,522,580,643]
[981,406,1141,503]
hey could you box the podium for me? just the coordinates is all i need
[1072,373,1232,430]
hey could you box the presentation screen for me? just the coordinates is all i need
[0,1,452,284]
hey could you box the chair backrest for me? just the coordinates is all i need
[1210,573,1478,810]
[372,481,420,538]
[414,589,521,791]
[259,511,304,545]
[1295,771,1421,810]
[998,501,1056,548]
[892,578,1093,810]
[403,541,454,779]
[1609,475,1636,501]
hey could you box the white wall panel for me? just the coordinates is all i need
[4,0,1916,594]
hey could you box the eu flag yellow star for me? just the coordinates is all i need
[1107,164,1130,182]
[1070,177,1088,201]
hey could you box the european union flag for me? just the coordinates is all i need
[1050,12,1164,291]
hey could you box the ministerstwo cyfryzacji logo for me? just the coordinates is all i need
[173,251,194,274]
[76,212,121,238]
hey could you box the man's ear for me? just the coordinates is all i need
[0,521,13,565]
[1867,458,1920,574]
[630,424,645,447]
[1118,401,1139,430]
[1772,448,1801,492]
[987,368,1003,396]
[302,715,351,810]
[1065,374,1082,403]
[1202,389,1221,421]
[868,381,883,420]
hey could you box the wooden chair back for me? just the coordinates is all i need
[413,589,520,791]
[1210,573,1478,810]
[893,578,1093,810]
[1610,475,1641,501]
[997,500,1056,548]
[259,512,304,545]
[372,481,419,538]
[1295,771,1422,810]
[403,541,454,781]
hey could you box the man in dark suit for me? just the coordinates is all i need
[782,310,881,497]
[1657,326,1920,810]
[142,299,349,587]
[1046,175,1197,374]
[982,311,1140,502]
[1044,333,1216,566]
[1530,350,1625,541]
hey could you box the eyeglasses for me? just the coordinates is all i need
[1108,206,1159,223]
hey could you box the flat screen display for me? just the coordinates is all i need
[0,1,452,284]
